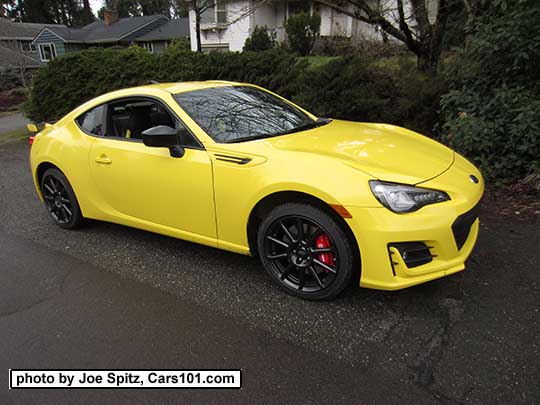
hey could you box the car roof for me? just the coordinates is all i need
[60,80,250,123]
[138,80,244,94]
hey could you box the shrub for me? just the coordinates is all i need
[439,0,540,181]
[243,26,275,52]
[25,46,157,122]
[25,47,307,122]
[293,55,444,136]
[157,47,306,98]
[317,36,354,57]
[26,44,443,138]
[285,12,321,56]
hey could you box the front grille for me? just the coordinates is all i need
[389,242,434,268]
[452,201,481,250]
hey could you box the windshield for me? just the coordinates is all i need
[173,86,317,143]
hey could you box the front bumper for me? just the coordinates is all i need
[345,154,484,290]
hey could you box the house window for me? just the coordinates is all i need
[140,41,154,53]
[216,0,227,24]
[287,0,311,17]
[201,43,230,52]
[20,40,33,52]
[38,43,57,62]
[201,0,227,24]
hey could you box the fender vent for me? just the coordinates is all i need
[214,154,252,165]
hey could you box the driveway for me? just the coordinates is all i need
[1,140,539,404]
[0,113,29,134]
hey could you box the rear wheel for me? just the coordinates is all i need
[257,203,354,300]
[40,168,83,229]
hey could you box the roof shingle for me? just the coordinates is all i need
[0,18,65,40]
[136,18,189,41]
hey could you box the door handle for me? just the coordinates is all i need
[95,155,112,164]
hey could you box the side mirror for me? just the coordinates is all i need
[142,125,185,158]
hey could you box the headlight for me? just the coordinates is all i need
[369,181,450,213]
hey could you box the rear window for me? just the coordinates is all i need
[76,105,105,136]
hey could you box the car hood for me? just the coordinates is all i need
[264,120,455,184]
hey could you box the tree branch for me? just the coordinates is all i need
[315,0,420,52]
[410,0,430,35]
[397,0,415,46]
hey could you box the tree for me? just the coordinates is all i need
[315,0,461,74]
[170,0,189,18]
[285,12,321,56]
[182,0,215,52]
[3,39,35,88]
[78,0,95,25]
[183,0,272,52]
[243,25,275,52]
[98,0,170,19]
[6,0,95,26]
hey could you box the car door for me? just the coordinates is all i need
[88,97,216,241]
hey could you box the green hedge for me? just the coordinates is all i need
[25,46,305,122]
[294,56,444,135]
[26,44,441,138]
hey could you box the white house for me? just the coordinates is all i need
[188,0,394,52]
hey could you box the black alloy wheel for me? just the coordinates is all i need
[258,203,355,300]
[40,168,83,229]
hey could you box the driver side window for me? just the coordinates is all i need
[106,98,201,148]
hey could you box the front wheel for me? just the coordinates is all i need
[257,203,355,300]
[40,168,84,229]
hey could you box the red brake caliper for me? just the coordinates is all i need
[315,234,334,271]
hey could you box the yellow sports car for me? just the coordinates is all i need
[29,81,484,300]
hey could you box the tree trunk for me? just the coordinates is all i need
[195,12,202,52]
[416,41,442,76]
[417,52,437,75]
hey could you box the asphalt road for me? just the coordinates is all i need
[0,140,539,404]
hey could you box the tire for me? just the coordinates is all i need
[40,168,84,229]
[257,202,355,300]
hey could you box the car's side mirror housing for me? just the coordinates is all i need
[142,125,185,158]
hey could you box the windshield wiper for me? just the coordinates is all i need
[225,118,332,144]
[280,117,332,136]
[225,132,284,144]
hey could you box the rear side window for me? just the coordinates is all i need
[76,105,105,136]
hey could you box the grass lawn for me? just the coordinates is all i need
[302,56,340,68]
[302,55,417,71]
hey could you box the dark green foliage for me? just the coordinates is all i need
[318,36,354,57]
[25,47,157,121]
[293,56,444,136]
[285,12,321,56]
[25,46,306,122]
[26,45,441,136]
[26,44,441,138]
[157,46,305,98]
[243,26,275,52]
[8,0,95,27]
[439,0,540,181]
